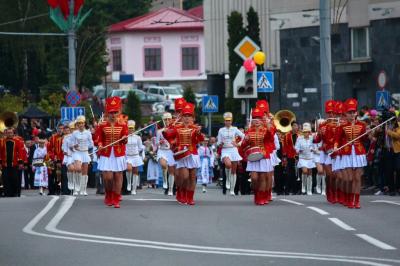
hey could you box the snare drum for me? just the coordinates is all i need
[174,148,191,160]
[245,147,264,162]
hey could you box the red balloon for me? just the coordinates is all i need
[58,0,69,19]
[74,0,85,15]
[243,58,256,72]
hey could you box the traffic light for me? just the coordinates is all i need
[233,67,257,99]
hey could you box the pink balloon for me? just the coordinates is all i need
[243,58,256,72]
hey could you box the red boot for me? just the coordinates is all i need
[253,189,258,204]
[176,187,181,202]
[354,194,361,209]
[186,190,195,205]
[347,193,355,209]
[267,189,273,202]
[113,193,121,208]
[105,190,113,206]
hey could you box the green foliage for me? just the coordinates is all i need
[183,0,203,10]
[124,91,142,125]
[183,86,196,104]
[0,94,24,113]
[246,6,261,48]
[226,11,246,124]
[37,92,65,117]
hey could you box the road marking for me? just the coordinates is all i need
[371,200,400,206]
[307,206,330,215]
[280,199,304,206]
[356,234,397,250]
[22,196,400,265]
[329,218,356,231]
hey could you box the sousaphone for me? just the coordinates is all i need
[0,111,18,133]
[273,110,296,133]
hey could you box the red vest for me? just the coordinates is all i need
[0,137,27,167]
[335,120,367,155]
[48,133,64,161]
[95,121,128,157]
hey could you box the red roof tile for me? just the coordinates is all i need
[109,7,203,33]
[187,6,203,19]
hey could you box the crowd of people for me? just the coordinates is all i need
[0,96,399,208]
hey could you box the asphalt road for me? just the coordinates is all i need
[0,187,399,266]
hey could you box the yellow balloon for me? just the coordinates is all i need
[254,51,266,65]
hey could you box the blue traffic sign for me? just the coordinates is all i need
[376,90,390,111]
[257,71,274,93]
[65,90,81,107]
[202,95,219,113]
[61,107,85,122]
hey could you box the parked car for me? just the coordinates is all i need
[111,88,158,103]
[144,86,183,109]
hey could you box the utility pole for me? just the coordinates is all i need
[319,0,333,113]
[68,0,77,91]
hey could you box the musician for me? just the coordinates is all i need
[313,119,326,195]
[47,123,64,195]
[0,127,27,197]
[96,96,128,208]
[282,121,299,194]
[332,101,346,205]
[295,123,316,195]
[126,120,144,195]
[171,102,204,205]
[216,112,244,196]
[32,139,49,195]
[62,122,75,194]
[156,112,176,196]
[335,99,367,209]
[314,100,337,203]
[69,116,93,196]
[241,107,274,205]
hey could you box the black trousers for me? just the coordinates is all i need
[3,167,19,197]
[383,149,395,192]
[286,158,297,193]
[274,164,285,194]
[61,165,70,195]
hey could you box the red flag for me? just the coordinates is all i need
[58,0,69,19]
[47,0,59,8]
[74,0,84,15]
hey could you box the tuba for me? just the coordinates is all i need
[273,110,296,133]
[0,111,18,133]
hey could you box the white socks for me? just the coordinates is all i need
[230,174,237,195]
[225,168,231,189]
[321,175,326,195]
[316,174,322,194]
[301,174,306,194]
[168,175,174,196]
[127,171,133,191]
[131,174,138,195]
[73,172,81,195]
[307,175,312,195]
[162,169,168,189]
[80,175,88,196]
[67,172,74,190]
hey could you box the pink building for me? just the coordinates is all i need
[107,7,206,90]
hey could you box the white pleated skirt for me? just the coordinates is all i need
[72,151,91,164]
[176,154,201,169]
[297,158,316,169]
[246,158,274,173]
[332,156,343,171]
[319,152,332,165]
[98,148,127,172]
[63,155,74,166]
[340,146,367,168]
[157,149,176,166]
[126,155,144,167]
[313,153,321,164]
[270,150,281,166]
[221,147,242,162]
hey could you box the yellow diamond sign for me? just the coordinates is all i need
[234,36,261,60]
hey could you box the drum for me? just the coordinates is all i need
[245,147,264,162]
[33,158,45,167]
[174,148,191,160]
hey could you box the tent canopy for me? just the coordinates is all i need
[19,105,51,119]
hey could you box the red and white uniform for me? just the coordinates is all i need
[156,126,176,166]
[172,124,204,169]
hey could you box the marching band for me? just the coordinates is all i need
[0,95,381,209]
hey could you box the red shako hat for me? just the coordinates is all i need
[256,100,270,114]
[105,96,122,113]
[325,100,336,113]
[182,102,195,116]
[252,107,264,119]
[175,98,186,112]
[345,98,358,112]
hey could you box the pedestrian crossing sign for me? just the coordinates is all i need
[257,71,274,93]
[376,90,390,111]
[202,95,219,113]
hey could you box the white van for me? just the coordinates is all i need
[144,85,183,102]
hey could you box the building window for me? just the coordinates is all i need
[182,47,199,71]
[112,50,122,71]
[351,27,370,60]
[144,48,161,71]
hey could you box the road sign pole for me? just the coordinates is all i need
[208,113,212,136]
[246,98,250,125]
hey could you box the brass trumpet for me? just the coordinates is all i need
[273,110,296,133]
[0,111,18,133]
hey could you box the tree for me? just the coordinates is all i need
[183,0,203,10]
[226,11,246,124]
[37,92,65,117]
[0,94,24,113]
[246,6,261,48]
[124,91,142,125]
[183,86,196,104]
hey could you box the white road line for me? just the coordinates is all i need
[371,200,400,206]
[356,234,397,250]
[22,196,400,266]
[329,218,356,231]
[307,206,330,215]
[280,199,304,206]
